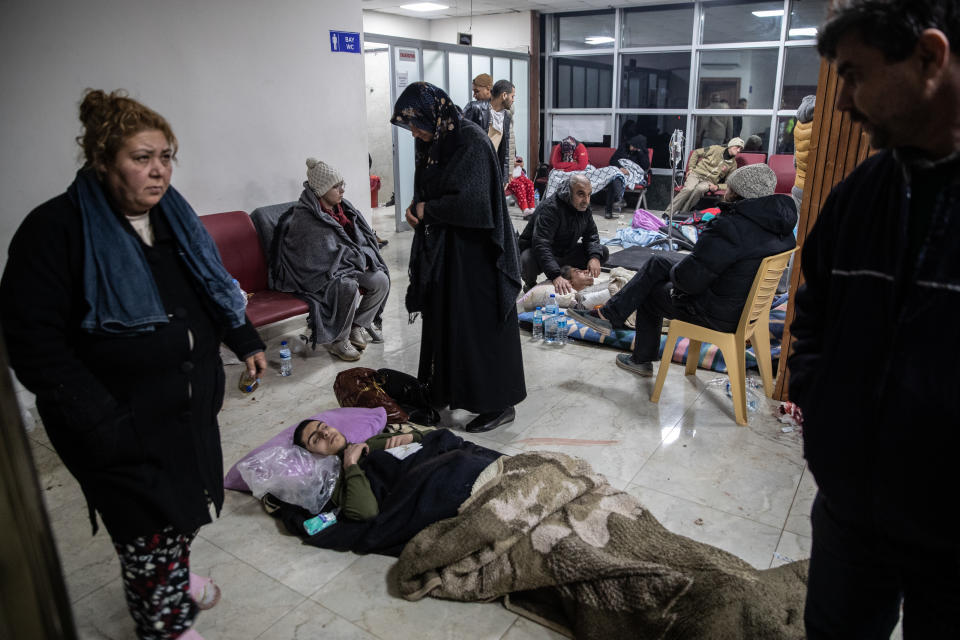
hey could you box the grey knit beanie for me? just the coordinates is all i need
[306,158,343,197]
[726,163,777,199]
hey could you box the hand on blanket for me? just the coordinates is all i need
[384,433,415,450]
[553,275,574,295]
[343,442,369,468]
[405,202,425,228]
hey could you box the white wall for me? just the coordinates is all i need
[363,10,531,53]
[363,11,431,40]
[430,13,531,53]
[365,48,395,201]
[0,0,369,269]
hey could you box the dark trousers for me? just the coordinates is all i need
[602,254,732,363]
[591,175,626,213]
[519,244,610,289]
[805,492,960,639]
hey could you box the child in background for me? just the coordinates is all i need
[506,156,537,218]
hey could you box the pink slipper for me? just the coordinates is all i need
[177,630,206,640]
[189,572,221,610]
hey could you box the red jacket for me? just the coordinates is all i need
[550,143,588,172]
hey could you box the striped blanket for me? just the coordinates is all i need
[543,158,646,200]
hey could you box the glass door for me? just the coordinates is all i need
[391,45,422,231]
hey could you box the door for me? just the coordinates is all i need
[391,45,422,231]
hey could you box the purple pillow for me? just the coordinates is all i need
[223,406,387,492]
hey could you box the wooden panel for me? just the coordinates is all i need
[773,56,875,400]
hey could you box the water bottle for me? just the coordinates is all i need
[233,278,248,307]
[534,190,540,207]
[544,313,557,344]
[545,293,559,317]
[279,340,292,376]
[532,306,544,340]
[557,310,568,346]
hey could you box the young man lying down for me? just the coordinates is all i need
[292,418,424,521]
[264,422,502,556]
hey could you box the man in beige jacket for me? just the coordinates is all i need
[666,137,743,214]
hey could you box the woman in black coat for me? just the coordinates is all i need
[0,89,266,640]
[391,82,526,433]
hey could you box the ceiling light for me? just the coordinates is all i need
[400,2,449,11]
[752,9,785,17]
[789,27,818,37]
[584,36,615,45]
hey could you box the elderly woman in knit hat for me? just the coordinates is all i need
[569,162,796,378]
[273,158,390,361]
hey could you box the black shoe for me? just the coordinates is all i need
[376,233,389,249]
[604,211,614,219]
[566,307,613,336]
[465,406,516,433]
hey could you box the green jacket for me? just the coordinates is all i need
[689,145,737,189]
[331,430,425,521]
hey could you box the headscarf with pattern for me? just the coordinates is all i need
[560,136,579,163]
[390,82,463,169]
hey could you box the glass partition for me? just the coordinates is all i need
[423,49,445,91]
[701,0,784,44]
[550,114,612,146]
[492,57,511,83]
[697,48,779,109]
[620,52,690,109]
[621,4,695,48]
[448,52,471,109]
[788,0,829,39]
[557,11,615,51]
[512,59,530,166]
[780,46,819,109]
[553,54,614,108]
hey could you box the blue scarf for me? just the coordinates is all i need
[68,167,246,334]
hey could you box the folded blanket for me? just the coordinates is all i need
[397,452,808,640]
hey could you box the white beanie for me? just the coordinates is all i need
[306,158,343,197]
[726,163,777,199]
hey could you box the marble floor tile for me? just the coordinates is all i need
[311,553,519,640]
[626,484,784,569]
[631,391,805,528]
[500,616,570,640]
[256,599,379,639]
[784,465,818,538]
[200,499,360,597]
[771,530,811,569]
[47,501,121,603]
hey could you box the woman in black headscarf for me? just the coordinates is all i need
[391,82,525,433]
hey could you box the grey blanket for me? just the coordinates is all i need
[272,187,388,346]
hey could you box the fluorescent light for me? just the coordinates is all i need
[789,27,818,37]
[400,2,448,11]
[752,9,785,17]
[584,36,615,45]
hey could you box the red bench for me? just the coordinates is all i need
[767,154,797,194]
[536,144,653,208]
[200,211,308,328]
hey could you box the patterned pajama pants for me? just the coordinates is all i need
[114,526,199,640]
[507,175,536,210]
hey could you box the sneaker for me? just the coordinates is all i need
[349,326,367,350]
[616,353,654,377]
[189,572,221,611]
[566,307,613,336]
[325,339,361,361]
[365,325,384,343]
[376,233,389,249]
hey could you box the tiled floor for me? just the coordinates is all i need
[21,204,900,638]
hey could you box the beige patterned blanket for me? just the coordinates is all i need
[397,452,807,639]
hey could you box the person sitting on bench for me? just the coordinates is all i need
[518,174,609,293]
[568,163,796,376]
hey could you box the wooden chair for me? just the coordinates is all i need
[650,248,797,425]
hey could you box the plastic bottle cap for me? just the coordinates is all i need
[281,340,288,345]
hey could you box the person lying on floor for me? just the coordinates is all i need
[518,174,609,293]
[568,163,797,376]
[292,418,422,522]
[519,265,600,311]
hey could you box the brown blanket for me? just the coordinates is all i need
[397,452,808,639]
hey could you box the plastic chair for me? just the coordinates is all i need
[649,248,797,426]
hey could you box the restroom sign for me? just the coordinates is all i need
[399,49,417,61]
[329,30,361,53]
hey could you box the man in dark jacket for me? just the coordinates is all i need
[518,174,609,292]
[570,163,796,376]
[462,79,513,184]
[788,2,960,637]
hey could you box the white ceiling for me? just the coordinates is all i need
[361,0,675,20]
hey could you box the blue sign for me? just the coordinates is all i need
[330,30,361,54]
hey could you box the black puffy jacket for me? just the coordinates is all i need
[671,194,797,328]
